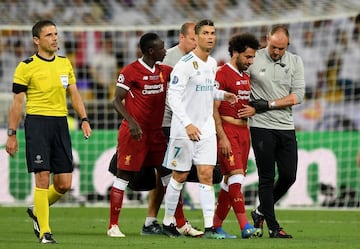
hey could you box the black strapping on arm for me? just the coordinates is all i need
[12,83,27,94]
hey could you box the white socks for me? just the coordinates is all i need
[199,183,215,228]
[163,177,184,226]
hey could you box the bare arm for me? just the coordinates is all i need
[67,84,92,138]
[6,92,25,157]
[113,86,142,141]
[270,93,298,109]
[250,93,298,113]
[213,100,231,157]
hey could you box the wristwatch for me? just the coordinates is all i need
[7,128,16,136]
[270,101,276,109]
[80,117,90,125]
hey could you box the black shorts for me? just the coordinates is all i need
[24,115,73,174]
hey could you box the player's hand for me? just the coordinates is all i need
[218,136,232,158]
[249,99,270,113]
[186,124,201,141]
[6,136,18,157]
[238,104,256,118]
[81,120,92,139]
[128,119,143,141]
[224,92,238,105]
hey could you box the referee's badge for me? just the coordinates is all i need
[60,75,68,88]
[193,61,198,70]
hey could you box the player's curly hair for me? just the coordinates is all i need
[228,33,260,57]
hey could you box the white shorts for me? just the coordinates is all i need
[163,134,217,172]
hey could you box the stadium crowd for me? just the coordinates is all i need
[0,1,359,130]
[0,0,358,26]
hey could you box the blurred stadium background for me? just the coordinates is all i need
[0,0,359,209]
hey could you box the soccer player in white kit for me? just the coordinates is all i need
[162,19,237,239]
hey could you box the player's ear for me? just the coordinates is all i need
[33,36,40,45]
[147,47,154,55]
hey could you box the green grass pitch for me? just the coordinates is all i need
[1,206,359,249]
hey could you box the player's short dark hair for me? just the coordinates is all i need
[32,20,56,38]
[228,33,260,57]
[139,32,160,54]
[195,19,214,35]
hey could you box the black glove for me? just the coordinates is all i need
[250,99,270,113]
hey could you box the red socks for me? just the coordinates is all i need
[109,187,124,227]
[213,189,231,228]
[228,183,248,229]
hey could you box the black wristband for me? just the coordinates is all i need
[249,99,270,113]
[81,117,89,125]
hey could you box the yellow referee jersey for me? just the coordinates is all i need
[13,53,76,116]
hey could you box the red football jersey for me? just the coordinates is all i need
[215,63,251,118]
[116,60,172,130]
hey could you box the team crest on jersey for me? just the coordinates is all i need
[260,68,266,76]
[171,76,179,84]
[193,61,198,70]
[117,74,125,84]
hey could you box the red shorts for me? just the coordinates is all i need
[117,124,167,172]
[217,121,250,175]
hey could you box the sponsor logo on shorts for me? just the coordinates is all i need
[34,155,43,164]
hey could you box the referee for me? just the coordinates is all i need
[6,20,91,244]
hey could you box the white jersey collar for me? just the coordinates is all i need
[138,57,156,73]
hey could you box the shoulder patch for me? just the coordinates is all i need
[171,75,179,85]
[182,53,193,62]
[22,57,33,64]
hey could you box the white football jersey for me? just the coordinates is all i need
[168,51,224,139]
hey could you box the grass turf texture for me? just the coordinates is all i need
[1,207,359,249]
